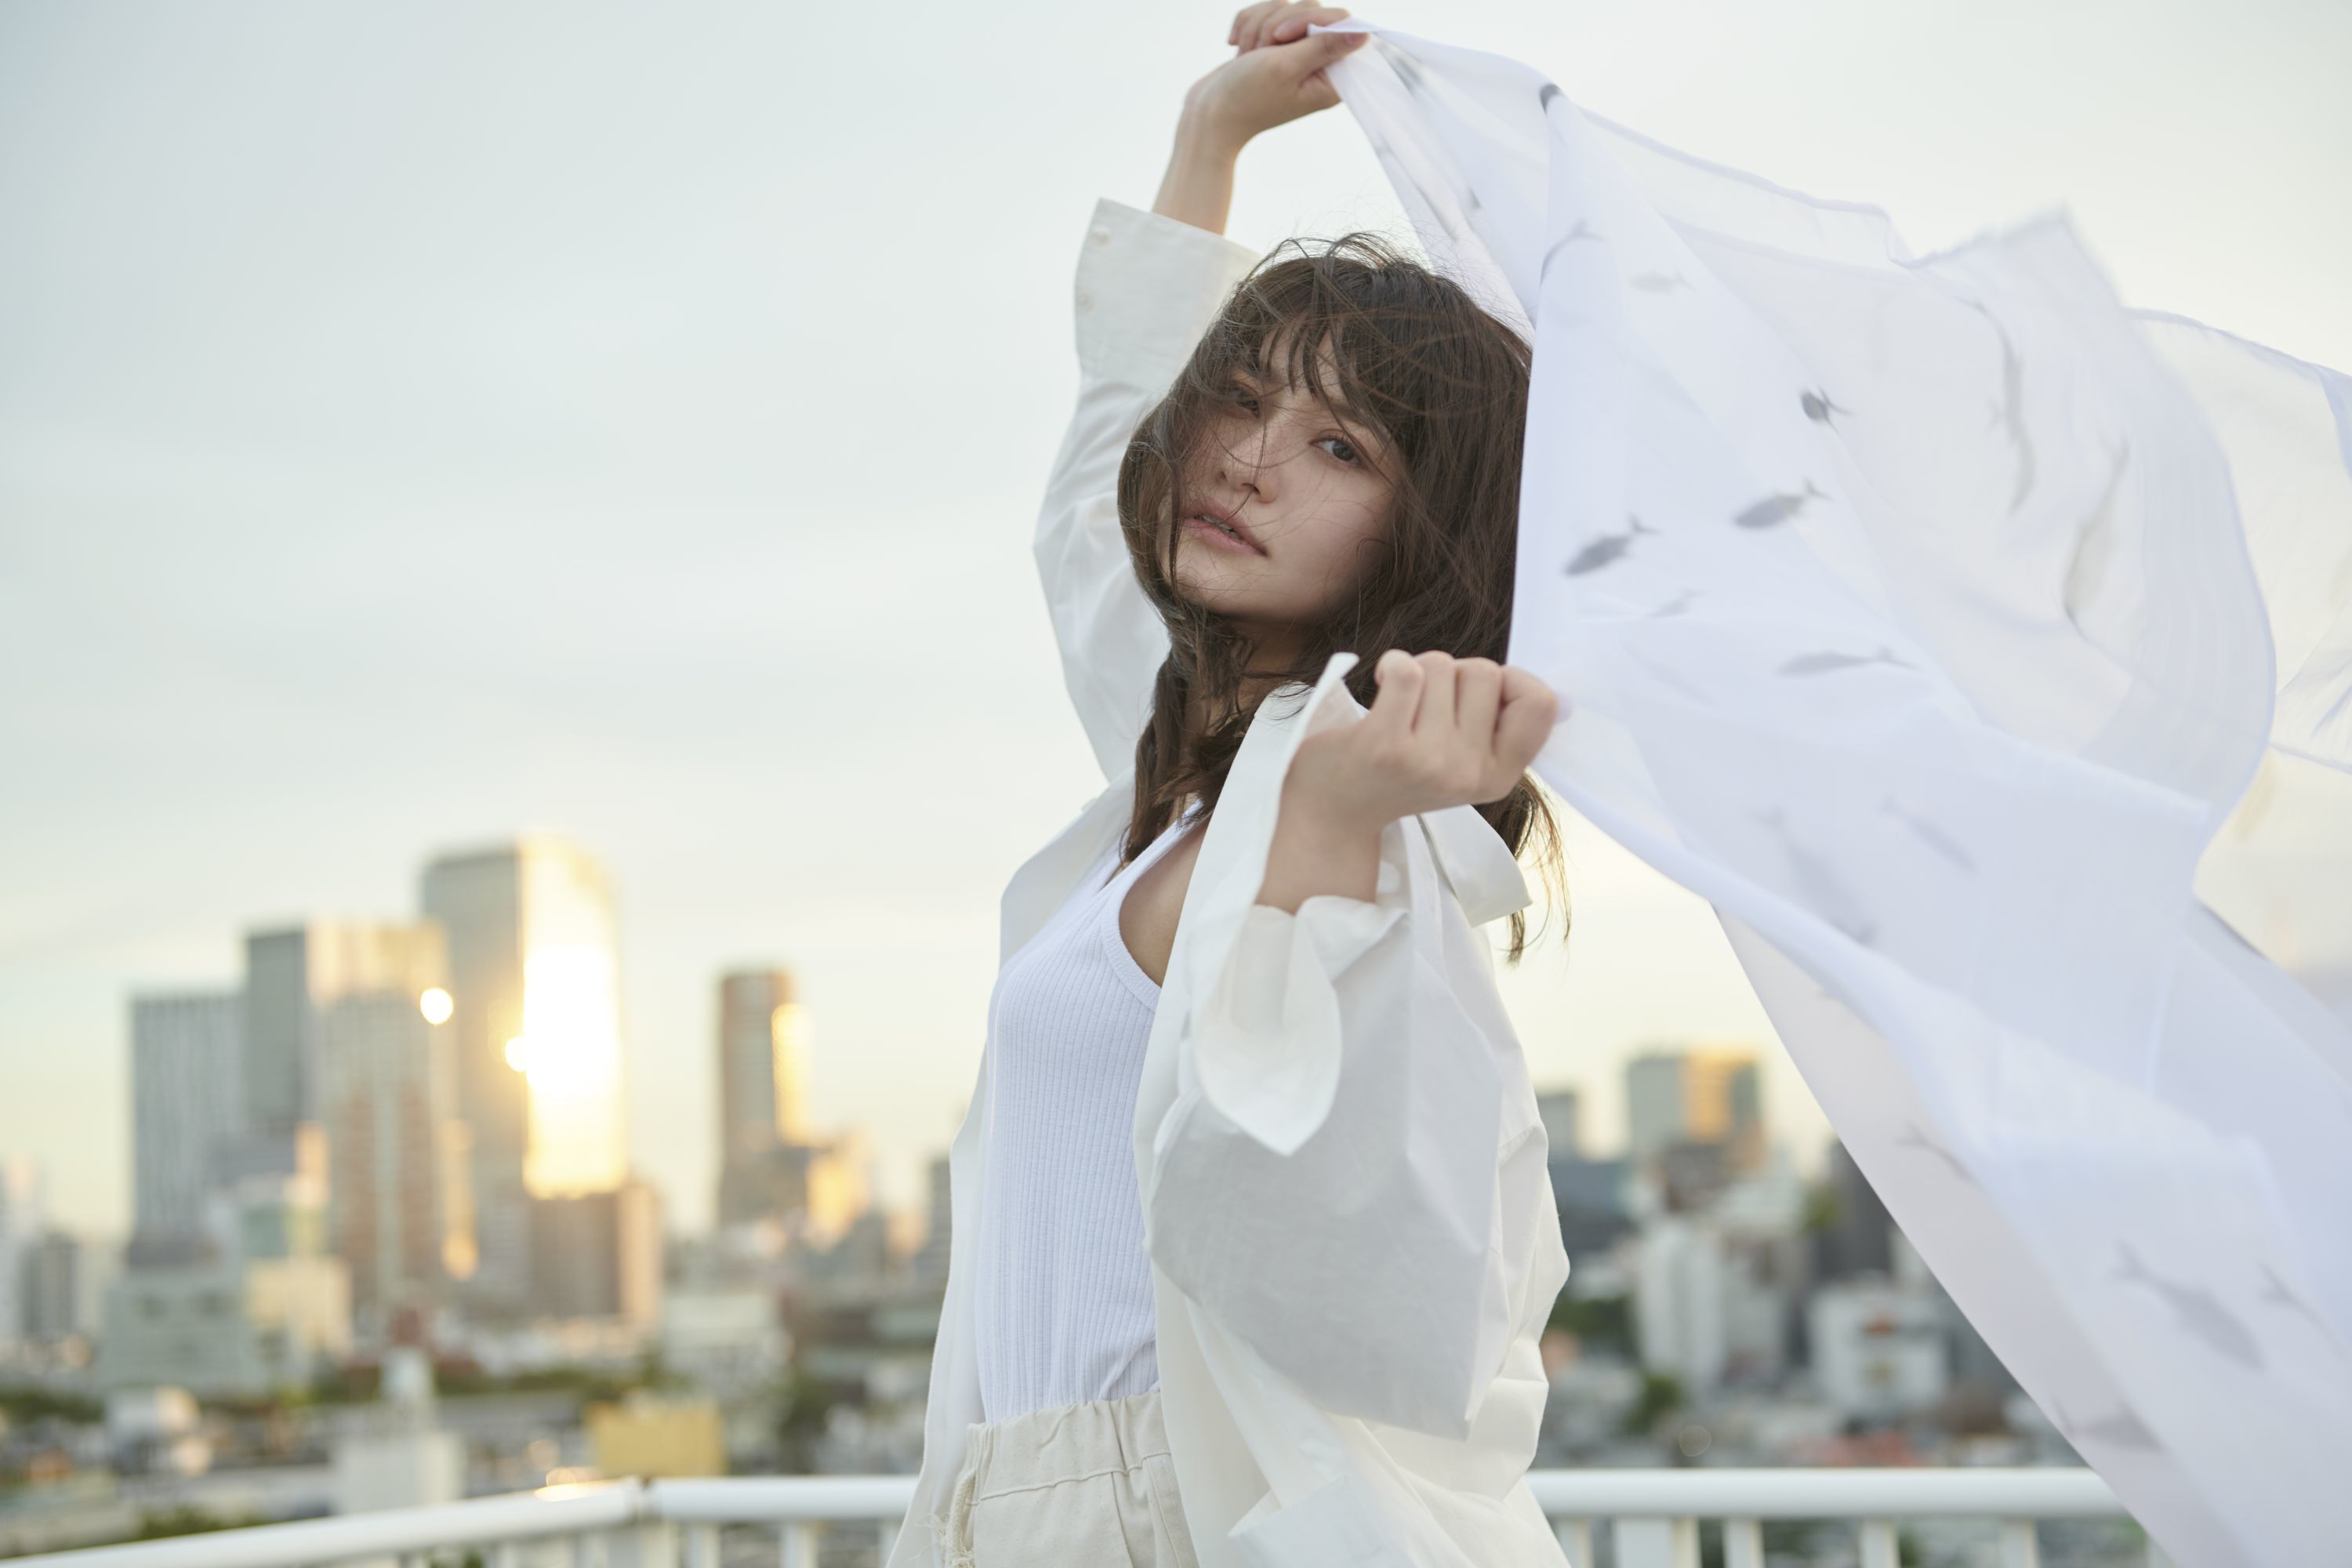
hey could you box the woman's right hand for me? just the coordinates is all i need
[1181,3,1368,154]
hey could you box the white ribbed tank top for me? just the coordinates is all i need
[971,804,1201,1425]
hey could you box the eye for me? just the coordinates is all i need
[1228,384,1261,414]
[1318,435,1364,466]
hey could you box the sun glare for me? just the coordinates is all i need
[518,943,626,1195]
[419,987,454,1025]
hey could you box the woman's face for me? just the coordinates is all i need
[1171,332,1396,640]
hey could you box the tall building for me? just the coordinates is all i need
[243,921,449,1138]
[1548,1156,1633,1261]
[318,959,477,1327]
[1534,1088,1581,1160]
[913,1152,954,1287]
[421,838,626,1309]
[1809,1138,1896,1283]
[0,1159,41,1345]
[716,970,811,1225]
[1624,1046,1766,1170]
[129,991,245,1242]
[20,1230,84,1343]
[1633,1218,1730,1396]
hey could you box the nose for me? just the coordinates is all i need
[1217,419,1276,499]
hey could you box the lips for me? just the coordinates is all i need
[1185,499,1265,555]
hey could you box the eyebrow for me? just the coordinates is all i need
[1232,368,1379,433]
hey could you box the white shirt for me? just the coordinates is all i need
[889,194,1570,1568]
[971,807,1198,1422]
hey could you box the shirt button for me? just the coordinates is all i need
[1076,289,1094,312]
[1089,227,1112,246]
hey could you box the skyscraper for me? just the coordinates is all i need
[420,837,626,1309]
[0,1159,41,1345]
[129,991,245,1243]
[1624,1045,1766,1171]
[1534,1087,1581,1160]
[716,969,810,1226]
[316,930,477,1325]
[244,921,449,1138]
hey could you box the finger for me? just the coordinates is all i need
[1453,656,1502,749]
[1410,650,1457,738]
[1291,25,1369,72]
[1269,5,1352,45]
[1365,648,1425,740]
[1237,1,1281,51]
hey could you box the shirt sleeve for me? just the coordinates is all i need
[1145,823,1570,1449]
[1034,198,1265,782]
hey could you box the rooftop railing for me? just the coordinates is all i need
[12,1467,2163,1568]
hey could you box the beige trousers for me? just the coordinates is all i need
[934,1391,1202,1568]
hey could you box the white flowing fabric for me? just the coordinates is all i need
[1316,21,2352,1568]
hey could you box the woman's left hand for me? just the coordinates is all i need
[1285,650,1561,833]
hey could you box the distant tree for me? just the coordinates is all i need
[1544,1290,1633,1356]
[133,1506,260,1541]
[1622,1370,1685,1438]
[771,1363,841,1473]
[0,1385,102,1425]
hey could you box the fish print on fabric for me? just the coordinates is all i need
[2113,1244,2263,1371]
[2053,1400,2165,1453]
[1965,299,2038,514]
[2062,441,2132,631]
[1897,1123,1976,1185]
[1752,808,1878,946]
[2256,1265,2346,1356]
[1779,648,1911,677]
[1647,589,1702,619]
[1563,514,1653,575]
[1800,389,1851,426]
[1881,797,1977,872]
[1733,481,1829,530]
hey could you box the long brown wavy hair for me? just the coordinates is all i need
[1113,227,1567,963]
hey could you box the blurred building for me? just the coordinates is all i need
[421,838,627,1313]
[912,1152,953,1287]
[1547,1156,1633,1261]
[660,1285,788,1392]
[20,1229,84,1343]
[98,1247,350,1396]
[0,1157,40,1345]
[1624,1046,1765,1171]
[1534,1087,1581,1160]
[319,970,478,1330]
[128,991,245,1243]
[1809,1275,1951,1421]
[1634,1218,1728,1396]
[529,1178,662,1327]
[1809,1138,1896,1283]
[716,969,810,1225]
[245,922,447,1137]
[586,1395,724,1479]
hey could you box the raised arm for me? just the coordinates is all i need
[1033,5,1371,781]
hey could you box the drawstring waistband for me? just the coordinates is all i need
[934,1435,982,1567]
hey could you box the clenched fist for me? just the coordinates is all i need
[1288,651,1561,833]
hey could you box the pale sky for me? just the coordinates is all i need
[4,0,2347,1235]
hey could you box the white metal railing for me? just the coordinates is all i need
[9,1468,2164,1568]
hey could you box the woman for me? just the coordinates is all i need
[890,5,1577,1565]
